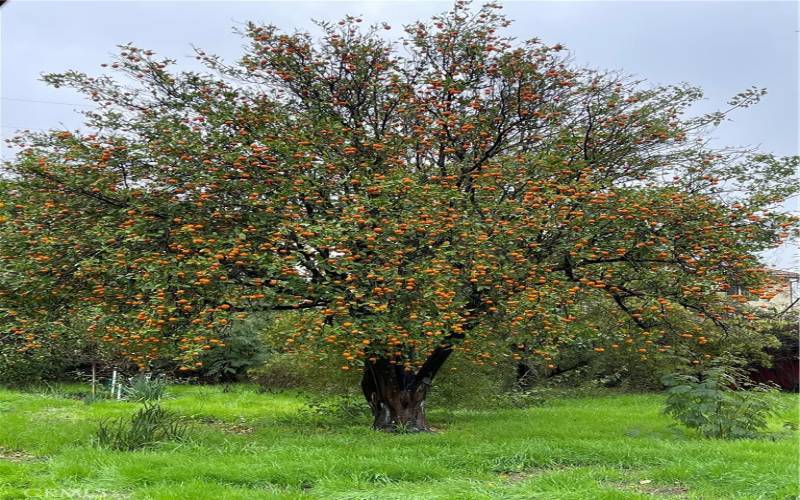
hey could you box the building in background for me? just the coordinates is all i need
[747,269,798,391]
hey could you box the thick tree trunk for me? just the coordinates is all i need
[361,349,452,432]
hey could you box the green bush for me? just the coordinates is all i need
[0,329,102,386]
[82,391,110,405]
[299,393,371,421]
[661,365,781,439]
[197,325,269,383]
[0,349,70,386]
[220,311,325,388]
[249,353,312,390]
[586,348,686,390]
[427,353,516,409]
[249,352,359,394]
[95,403,187,450]
[750,314,799,391]
[123,374,167,402]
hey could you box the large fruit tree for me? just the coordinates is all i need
[1,2,796,430]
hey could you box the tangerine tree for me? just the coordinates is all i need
[1,2,797,430]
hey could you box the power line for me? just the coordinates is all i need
[1,125,48,131]
[2,97,96,108]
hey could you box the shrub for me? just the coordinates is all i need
[585,347,686,390]
[196,316,270,383]
[661,364,781,439]
[95,403,187,450]
[299,393,371,421]
[749,314,799,391]
[428,352,516,409]
[249,352,358,394]
[249,353,312,390]
[82,391,110,405]
[0,329,102,386]
[123,374,167,402]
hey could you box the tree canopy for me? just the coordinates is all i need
[1,1,797,429]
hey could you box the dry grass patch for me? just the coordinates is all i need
[606,479,690,498]
[0,446,39,462]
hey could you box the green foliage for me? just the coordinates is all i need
[427,352,516,409]
[0,328,101,386]
[94,402,187,451]
[243,313,338,389]
[756,313,799,366]
[123,374,167,402]
[514,343,682,392]
[299,393,370,422]
[0,348,72,386]
[81,391,110,405]
[587,348,685,390]
[516,295,785,391]
[196,317,270,382]
[1,3,798,431]
[250,352,359,394]
[249,353,313,391]
[256,311,320,351]
[1,3,796,391]
[0,311,126,387]
[661,365,781,439]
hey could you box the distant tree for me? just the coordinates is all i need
[1,2,797,430]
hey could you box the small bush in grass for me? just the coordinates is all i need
[300,393,371,421]
[661,365,781,439]
[82,392,110,405]
[123,374,167,402]
[95,403,187,450]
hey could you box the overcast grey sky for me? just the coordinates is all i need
[1,1,797,269]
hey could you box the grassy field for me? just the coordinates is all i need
[0,384,797,499]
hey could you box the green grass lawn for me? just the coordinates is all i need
[0,384,797,499]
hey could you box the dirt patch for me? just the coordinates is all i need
[607,479,689,498]
[0,447,38,462]
[200,417,256,435]
[219,422,256,435]
[500,471,533,482]
[499,465,575,483]
[42,488,132,499]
